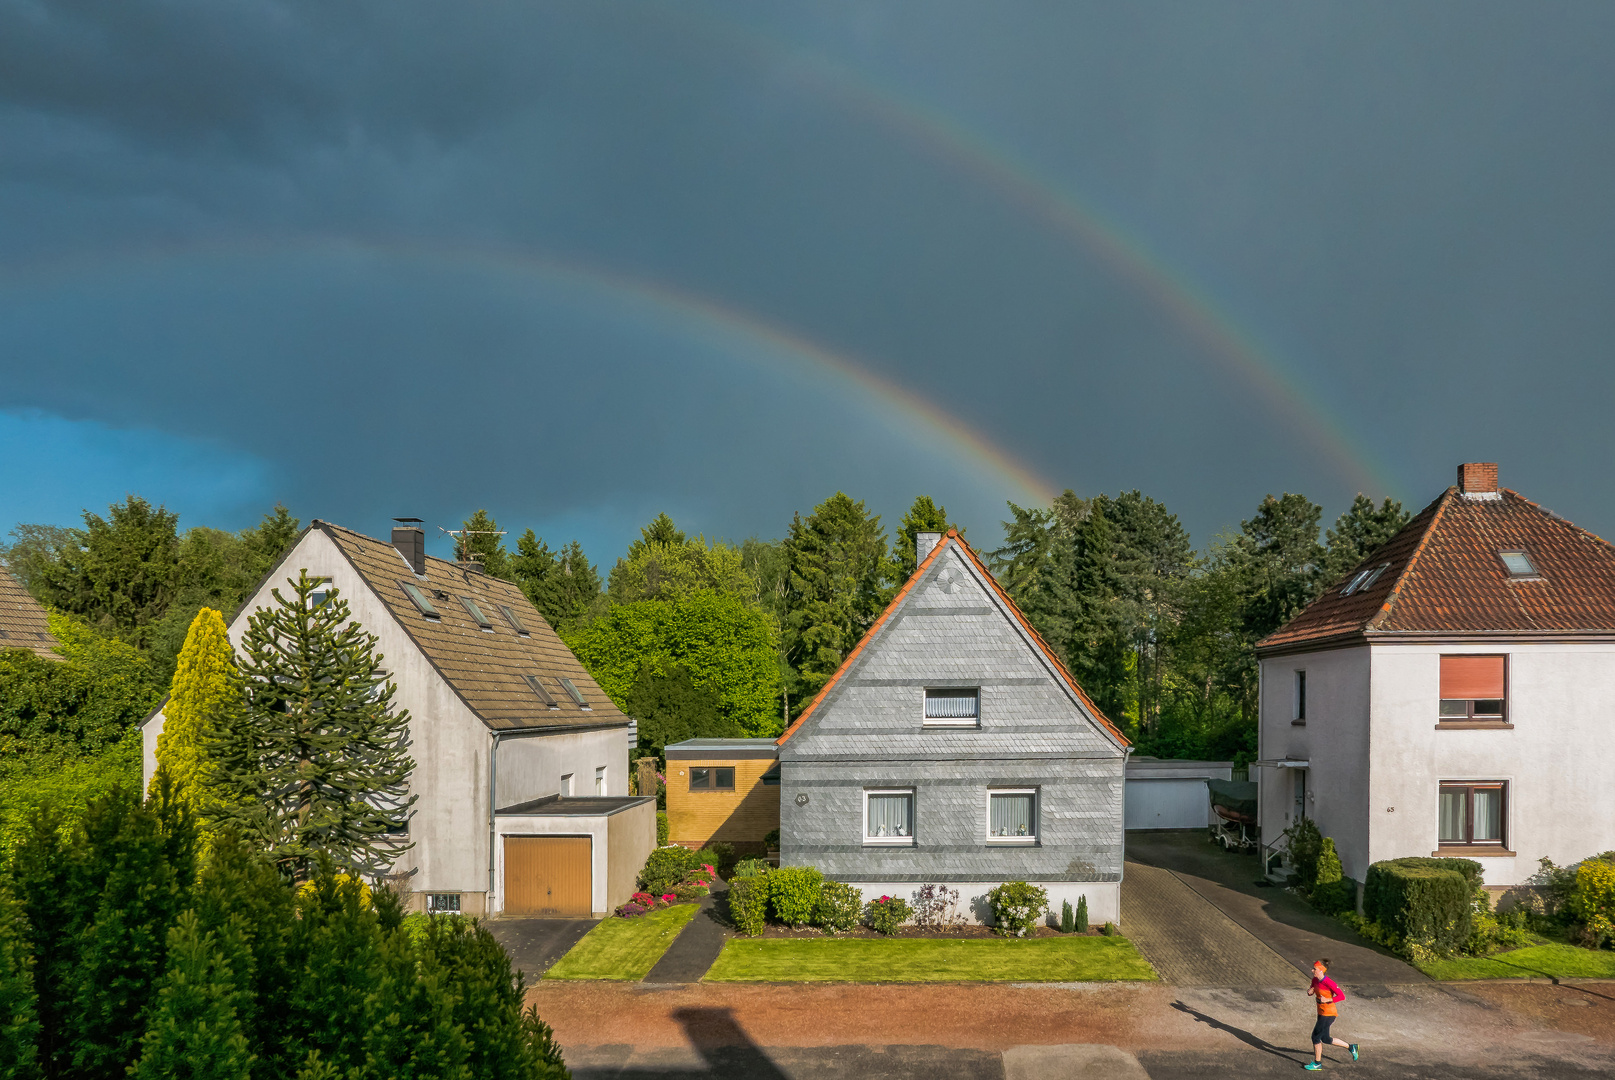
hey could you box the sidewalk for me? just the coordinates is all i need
[645,882,734,983]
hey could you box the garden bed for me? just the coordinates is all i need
[543,904,698,980]
[704,935,1157,983]
[741,921,1094,940]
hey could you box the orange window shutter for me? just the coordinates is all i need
[1440,655,1506,699]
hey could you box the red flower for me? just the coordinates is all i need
[662,893,676,902]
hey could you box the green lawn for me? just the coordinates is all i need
[705,935,1158,983]
[1419,943,1615,981]
[543,904,699,980]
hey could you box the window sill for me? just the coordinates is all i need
[985,839,1039,846]
[1433,847,1515,857]
[1435,722,1514,730]
[922,721,981,729]
[1291,719,1306,726]
[864,838,916,847]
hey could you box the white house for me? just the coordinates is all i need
[1255,463,1615,897]
[142,519,655,918]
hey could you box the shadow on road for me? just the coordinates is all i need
[1171,1000,1307,1063]
[571,1007,790,1080]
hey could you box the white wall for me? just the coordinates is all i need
[1368,642,1615,886]
[1258,646,1372,879]
[498,727,628,805]
[841,880,1122,928]
[493,815,609,916]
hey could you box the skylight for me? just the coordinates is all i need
[523,674,559,708]
[1500,551,1538,578]
[1341,562,1391,596]
[459,596,493,629]
[559,677,590,709]
[400,581,439,618]
[499,604,529,635]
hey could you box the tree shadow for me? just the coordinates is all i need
[1170,1000,1307,1062]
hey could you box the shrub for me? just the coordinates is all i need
[1310,838,1353,915]
[912,883,964,932]
[703,842,738,879]
[731,858,769,881]
[673,882,710,902]
[1075,895,1089,933]
[638,846,702,896]
[728,875,768,936]
[768,866,824,927]
[815,881,863,934]
[864,895,911,935]
[1363,859,1473,956]
[1571,859,1615,945]
[1286,817,1323,890]
[656,812,669,845]
[1060,899,1075,934]
[987,881,1048,938]
[1102,922,1116,936]
[763,828,781,850]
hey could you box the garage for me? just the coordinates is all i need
[502,835,592,916]
[1125,758,1234,830]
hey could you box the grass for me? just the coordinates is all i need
[705,934,1158,983]
[543,904,699,981]
[1419,943,1615,981]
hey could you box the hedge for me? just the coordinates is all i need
[1363,859,1474,954]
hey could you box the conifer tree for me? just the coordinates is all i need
[0,883,41,1080]
[154,608,241,827]
[892,495,963,582]
[209,572,416,881]
[781,493,891,703]
[456,510,511,580]
[130,912,254,1080]
[511,531,601,632]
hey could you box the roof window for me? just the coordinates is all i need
[459,596,493,630]
[523,674,559,708]
[1499,551,1538,578]
[1341,563,1389,597]
[559,677,590,709]
[498,604,529,636]
[399,581,439,618]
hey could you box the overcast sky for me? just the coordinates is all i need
[4,2,1614,564]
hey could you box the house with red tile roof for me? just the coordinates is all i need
[1256,463,1615,894]
[775,529,1130,926]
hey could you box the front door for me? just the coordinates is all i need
[1293,769,1308,823]
[503,835,592,916]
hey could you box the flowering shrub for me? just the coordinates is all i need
[987,881,1048,937]
[638,845,703,895]
[864,894,912,935]
[912,883,965,931]
[814,880,863,934]
[615,899,653,918]
[674,882,710,902]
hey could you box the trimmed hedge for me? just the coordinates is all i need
[1363,858,1474,954]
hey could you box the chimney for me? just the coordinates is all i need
[916,531,943,564]
[1457,462,1499,497]
[392,518,426,575]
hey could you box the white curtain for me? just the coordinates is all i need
[1438,790,1464,842]
[1473,789,1502,841]
[991,793,1034,837]
[867,793,913,838]
[925,689,979,718]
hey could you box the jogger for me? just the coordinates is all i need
[1304,959,1359,1070]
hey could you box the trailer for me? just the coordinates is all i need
[1207,778,1259,852]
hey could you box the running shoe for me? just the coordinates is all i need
[1349,1044,1359,1061]
[1303,1064,1322,1072]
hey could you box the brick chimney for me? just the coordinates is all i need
[392,518,426,575]
[1457,463,1498,496]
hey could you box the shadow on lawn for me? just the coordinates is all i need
[570,1007,790,1080]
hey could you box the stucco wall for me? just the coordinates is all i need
[1258,645,1372,879]
[606,800,659,910]
[498,727,629,805]
[493,803,653,916]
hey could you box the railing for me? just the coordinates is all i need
[1231,767,1249,783]
[1260,835,1288,880]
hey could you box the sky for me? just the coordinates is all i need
[3,2,1615,565]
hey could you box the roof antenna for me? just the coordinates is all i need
[440,524,506,574]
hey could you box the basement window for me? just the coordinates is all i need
[1499,551,1539,578]
[499,604,529,635]
[459,596,493,630]
[399,581,439,618]
[427,893,461,914]
[559,677,590,709]
[523,674,559,708]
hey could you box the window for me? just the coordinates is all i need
[1294,670,1307,722]
[459,596,493,630]
[595,766,606,795]
[1439,655,1507,722]
[310,578,334,608]
[1341,562,1390,596]
[1499,551,1539,578]
[561,773,574,796]
[689,767,735,791]
[499,604,529,635]
[522,674,559,708]
[988,790,1038,841]
[559,677,590,709]
[864,790,915,844]
[399,581,440,618]
[427,893,461,914]
[1439,783,1506,848]
[923,687,979,726]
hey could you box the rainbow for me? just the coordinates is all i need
[667,8,1400,500]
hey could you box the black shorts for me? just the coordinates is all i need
[1311,1015,1335,1045]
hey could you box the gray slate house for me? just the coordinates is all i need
[777,530,1131,925]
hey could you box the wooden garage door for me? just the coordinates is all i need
[504,836,592,916]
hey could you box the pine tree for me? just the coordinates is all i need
[283,861,387,1073]
[154,608,242,827]
[209,571,416,881]
[1320,494,1409,583]
[360,916,471,1080]
[130,912,255,1080]
[892,496,962,582]
[1233,493,1326,645]
[455,510,511,580]
[511,532,600,632]
[38,496,181,647]
[0,883,41,1080]
[781,494,891,704]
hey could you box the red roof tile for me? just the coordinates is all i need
[1258,486,1615,651]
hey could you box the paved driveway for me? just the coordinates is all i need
[485,917,599,981]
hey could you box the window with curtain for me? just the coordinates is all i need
[865,791,914,842]
[1439,655,1507,721]
[924,687,979,726]
[1438,783,1506,847]
[989,791,1037,840]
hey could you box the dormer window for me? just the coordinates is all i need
[459,596,493,630]
[924,687,979,727]
[1499,551,1538,578]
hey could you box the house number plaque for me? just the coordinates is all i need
[795,794,810,806]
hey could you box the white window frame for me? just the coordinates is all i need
[863,788,917,846]
[561,773,574,797]
[985,787,1039,844]
[426,893,461,914]
[595,766,606,795]
[922,686,981,728]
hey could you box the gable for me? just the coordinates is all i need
[778,532,1127,758]
[0,567,58,659]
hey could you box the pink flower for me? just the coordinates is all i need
[702,864,715,874]
[662,893,676,902]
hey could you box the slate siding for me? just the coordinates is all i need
[779,545,1126,884]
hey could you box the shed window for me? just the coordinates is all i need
[864,790,915,844]
[523,674,559,708]
[459,596,493,629]
[924,687,979,726]
[399,581,439,618]
[1499,551,1538,578]
[1439,655,1507,721]
[689,767,735,791]
[559,677,590,709]
[499,604,529,635]
[988,790,1037,840]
